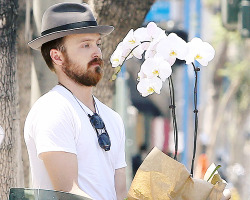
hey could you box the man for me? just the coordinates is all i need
[24,3,127,200]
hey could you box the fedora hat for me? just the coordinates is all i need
[28,2,114,50]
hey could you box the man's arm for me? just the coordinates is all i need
[40,151,92,199]
[115,167,127,200]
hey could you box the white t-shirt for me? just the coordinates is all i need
[24,85,127,200]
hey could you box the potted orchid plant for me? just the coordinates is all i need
[110,22,229,200]
[110,21,215,174]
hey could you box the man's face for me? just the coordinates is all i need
[61,33,104,86]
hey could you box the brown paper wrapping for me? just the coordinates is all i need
[128,147,226,200]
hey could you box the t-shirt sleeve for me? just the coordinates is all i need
[32,101,77,157]
[115,116,127,169]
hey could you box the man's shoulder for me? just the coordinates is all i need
[25,86,77,132]
[29,86,73,116]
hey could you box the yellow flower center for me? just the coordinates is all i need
[195,54,202,60]
[113,58,119,62]
[153,69,159,75]
[170,50,177,56]
[147,87,154,93]
[129,39,136,44]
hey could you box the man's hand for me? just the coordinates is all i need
[115,167,127,200]
[40,151,92,199]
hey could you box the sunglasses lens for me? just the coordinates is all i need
[89,113,111,151]
[90,113,105,129]
[98,133,111,151]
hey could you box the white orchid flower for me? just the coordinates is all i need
[146,22,165,40]
[110,42,125,68]
[110,40,136,67]
[145,31,167,59]
[185,37,215,66]
[122,29,144,59]
[137,77,163,97]
[133,22,165,42]
[141,56,172,82]
[156,33,188,66]
[134,22,165,51]
[134,27,151,51]
[137,70,147,81]
[129,46,144,60]
[134,27,150,41]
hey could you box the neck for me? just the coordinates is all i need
[58,79,96,113]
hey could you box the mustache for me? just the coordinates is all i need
[88,57,104,68]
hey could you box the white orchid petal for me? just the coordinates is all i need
[190,37,203,47]
[122,48,131,58]
[166,56,176,66]
[136,77,163,97]
[151,77,163,94]
[137,79,151,97]
[141,56,172,81]
[147,22,165,39]
[110,42,124,67]
[156,33,188,62]
[185,57,193,64]
[200,42,215,61]
[185,38,215,66]
[145,47,156,59]
[134,27,151,42]
[123,29,134,43]
[197,59,209,66]
[158,61,172,81]
[125,53,133,60]
[141,58,156,78]
[147,22,158,38]
[155,38,169,59]
[145,36,165,59]
[141,42,150,51]
[122,29,141,50]
[132,45,144,59]
[138,70,147,81]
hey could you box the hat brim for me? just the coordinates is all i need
[28,25,114,50]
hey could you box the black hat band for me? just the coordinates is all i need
[41,21,98,36]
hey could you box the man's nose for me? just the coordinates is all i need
[92,45,102,59]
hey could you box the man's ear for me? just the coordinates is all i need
[50,49,64,66]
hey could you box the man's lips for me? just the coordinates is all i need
[90,62,101,66]
[88,58,104,68]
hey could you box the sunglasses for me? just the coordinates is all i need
[88,113,111,151]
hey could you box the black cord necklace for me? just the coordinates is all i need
[58,83,111,151]
[58,82,99,116]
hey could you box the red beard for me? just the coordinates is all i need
[62,53,104,86]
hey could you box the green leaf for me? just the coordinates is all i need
[207,164,221,182]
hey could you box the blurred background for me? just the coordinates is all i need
[0,0,249,199]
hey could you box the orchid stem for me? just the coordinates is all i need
[168,75,178,160]
[110,41,151,81]
[190,62,200,177]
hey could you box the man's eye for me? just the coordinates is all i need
[97,43,102,48]
[84,44,90,48]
